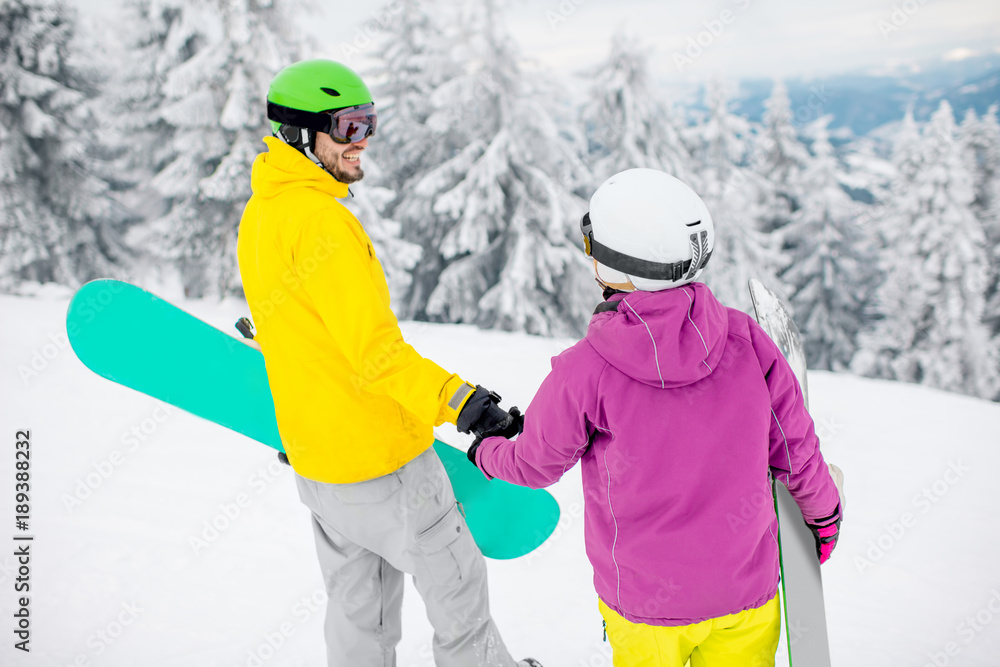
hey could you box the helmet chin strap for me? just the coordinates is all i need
[303,141,324,170]
[278,125,328,172]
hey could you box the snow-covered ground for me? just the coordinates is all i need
[2,289,999,666]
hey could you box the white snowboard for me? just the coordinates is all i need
[749,279,831,667]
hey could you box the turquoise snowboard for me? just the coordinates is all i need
[66,279,560,560]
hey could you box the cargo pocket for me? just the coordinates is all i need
[415,504,470,587]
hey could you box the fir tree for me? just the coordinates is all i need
[854,101,999,399]
[99,0,211,222]
[0,0,130,290]
[889,109,923,193]
[357,0,466,301]
[782,117,875,370]
[366,0,468,318]
[366,0,461,188]
[580,31,692,186]
[959,106,1000,398]
[380,0,594,335]
[119,0,300,296]
[755,80,811,234]
[959,107,1000,338]
[687,79,782,310]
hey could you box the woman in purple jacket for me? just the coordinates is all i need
[468,169,844,666]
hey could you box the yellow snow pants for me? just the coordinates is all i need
[598,594,781,667]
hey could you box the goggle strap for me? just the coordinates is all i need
[588,236,694,281]
[582,213,710,282]
[267,102,331,134]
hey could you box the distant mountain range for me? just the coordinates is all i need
[670,53,1000,137]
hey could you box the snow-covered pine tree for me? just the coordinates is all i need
[959,105,1000,398]
[850,110,921,379]
[889,108,923,192]
[959,106,1000,339]
[687,79,782,310]
[120,0,299,296]
[754,80,811,234]
[382,0,594,335]
[98,0,211,225]
[0,0,131,290]
[860,109,923,253]
[781,116,875,370]
[349,0,457,302]
[580,31,692,187]
[854,101,999,399]
[365,0,462,189]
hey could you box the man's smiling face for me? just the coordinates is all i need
[314,132,367,184]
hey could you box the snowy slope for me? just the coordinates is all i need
[2,291,999,667]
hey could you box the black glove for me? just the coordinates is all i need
[467,407,523,465]
[457,385,515,437]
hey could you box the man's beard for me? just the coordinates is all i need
[322,155,364,184]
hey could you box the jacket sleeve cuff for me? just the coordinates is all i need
[475,437,495,480]
[436,378,476,426]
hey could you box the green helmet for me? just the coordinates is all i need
[266,59,373,136]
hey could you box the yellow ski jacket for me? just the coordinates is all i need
[237,137,474,483]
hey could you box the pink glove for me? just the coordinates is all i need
[806,505,842,564]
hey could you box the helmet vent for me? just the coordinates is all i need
[685,220,701,227]
[320,87,341,97]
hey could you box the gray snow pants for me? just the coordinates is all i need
[294,446,517,667]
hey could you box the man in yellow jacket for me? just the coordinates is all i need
[237,59,539,667]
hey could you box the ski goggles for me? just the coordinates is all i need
[327,103,377,143]
[580,212,595,256]
[267,101,377,144]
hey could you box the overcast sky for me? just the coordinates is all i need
[313,0,1000,80]
[76,0,1000,80]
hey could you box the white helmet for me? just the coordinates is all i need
[581,168,714,291]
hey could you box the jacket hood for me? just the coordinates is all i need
[251,136,349,200]
[587,283,729,388]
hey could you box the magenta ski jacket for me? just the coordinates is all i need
[475,283,840,626]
